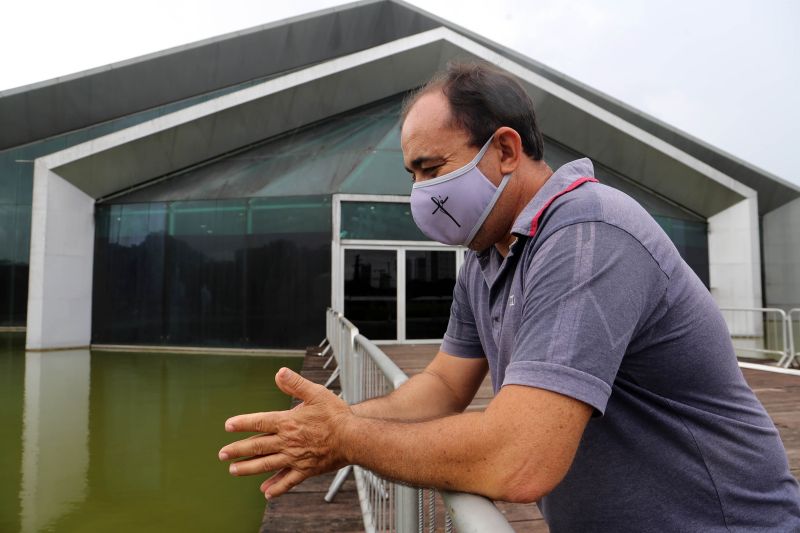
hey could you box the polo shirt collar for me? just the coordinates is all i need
[510,157,598,238]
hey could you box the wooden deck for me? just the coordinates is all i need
[259,350,364,532]
[261,344,800,532]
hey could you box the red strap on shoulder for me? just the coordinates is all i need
[528,177,599,237]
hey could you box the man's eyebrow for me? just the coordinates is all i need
[403,155,443,174]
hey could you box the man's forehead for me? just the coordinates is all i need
[401,91,460,160]
[402,92,451,139]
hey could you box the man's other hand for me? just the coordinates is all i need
[218,367,352,500]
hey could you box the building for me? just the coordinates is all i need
[1,0,798,351]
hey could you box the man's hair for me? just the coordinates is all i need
[402,62,545,160]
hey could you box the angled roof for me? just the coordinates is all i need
[3,0,795,214]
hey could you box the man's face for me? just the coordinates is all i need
[401,90,512,250]
[401,90,503,188]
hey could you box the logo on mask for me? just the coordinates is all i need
[430,195,461,228]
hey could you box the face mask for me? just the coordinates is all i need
[410,136,511,246]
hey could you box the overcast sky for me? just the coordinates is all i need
[2,0,797,186]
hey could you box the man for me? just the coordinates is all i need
[219,63,800,531]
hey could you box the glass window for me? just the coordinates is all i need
[344,249,397,340]
[163,200,247,346]
[340,201,427,241]
[93,197,331,348]
[110,96,408,202]
[0,205,31,326]
[249,196,330,234]
[245,197,331,348]
[406,250,456,339]
[92,204,168,343]
[654,216,709,287]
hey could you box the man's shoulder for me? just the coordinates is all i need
[542,180,647,228]
[531,182,681,277]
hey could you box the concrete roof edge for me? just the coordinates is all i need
[0,0,381,97]
[37,27,452,171]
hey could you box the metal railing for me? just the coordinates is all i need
[719,307,796,368]
[323,308,514,533]
[789,309,800,369]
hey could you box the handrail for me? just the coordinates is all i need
[325,308,514,533]
[355,334,408,390]
[718,307,792,367]
[441,491,518,533]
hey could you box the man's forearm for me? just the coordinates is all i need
[350,352,488,421]
[339,384,590,504]
[350,370,465,421]
[341,409,517,501]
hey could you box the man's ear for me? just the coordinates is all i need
[494,126,522,175]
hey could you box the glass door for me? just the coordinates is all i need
[341,247,459,342]
[405,250,456,340]
[343,249,397,340]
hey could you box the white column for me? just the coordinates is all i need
[708,196,763,339]
[763,197,800,310]
[19,349,91,533]
[26,162,95,350]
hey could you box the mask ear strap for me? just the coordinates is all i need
[462,172,512,246]
[473,136,495,162]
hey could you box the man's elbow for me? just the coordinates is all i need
[488,459,569,503]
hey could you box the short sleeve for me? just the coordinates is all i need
[503,221,667,415]
[441,259,484,358]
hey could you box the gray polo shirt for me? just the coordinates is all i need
[442,158,800,531]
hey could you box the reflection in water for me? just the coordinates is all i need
[1,338,301,533]
[20,350,90,533]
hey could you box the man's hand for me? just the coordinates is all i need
[219,363,591,504]
[218,367,352,500]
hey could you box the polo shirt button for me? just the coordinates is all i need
[493,316,499,322]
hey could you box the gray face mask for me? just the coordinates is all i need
[410,136,511,246]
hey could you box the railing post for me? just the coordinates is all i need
[788,309,799,368]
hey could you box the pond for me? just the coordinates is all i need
[0,333,303,533]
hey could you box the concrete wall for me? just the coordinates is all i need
[25,165,95,350]
[764,197,800,311]
[709,197,763,336]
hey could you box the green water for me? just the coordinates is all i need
[0,333,303,533]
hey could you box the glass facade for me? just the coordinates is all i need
[340,201,426,241]
[92,197,330,348]
[0,204,30,326]
[2,87,711,345]
[653,216,710,287]
[0,75,276,327]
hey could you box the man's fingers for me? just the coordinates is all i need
[225,411,283,433]
[228,453,291,476]
[275,367,322,402]
[218,434,282,461]
[260,467,290,493]
[262,468,307,500]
